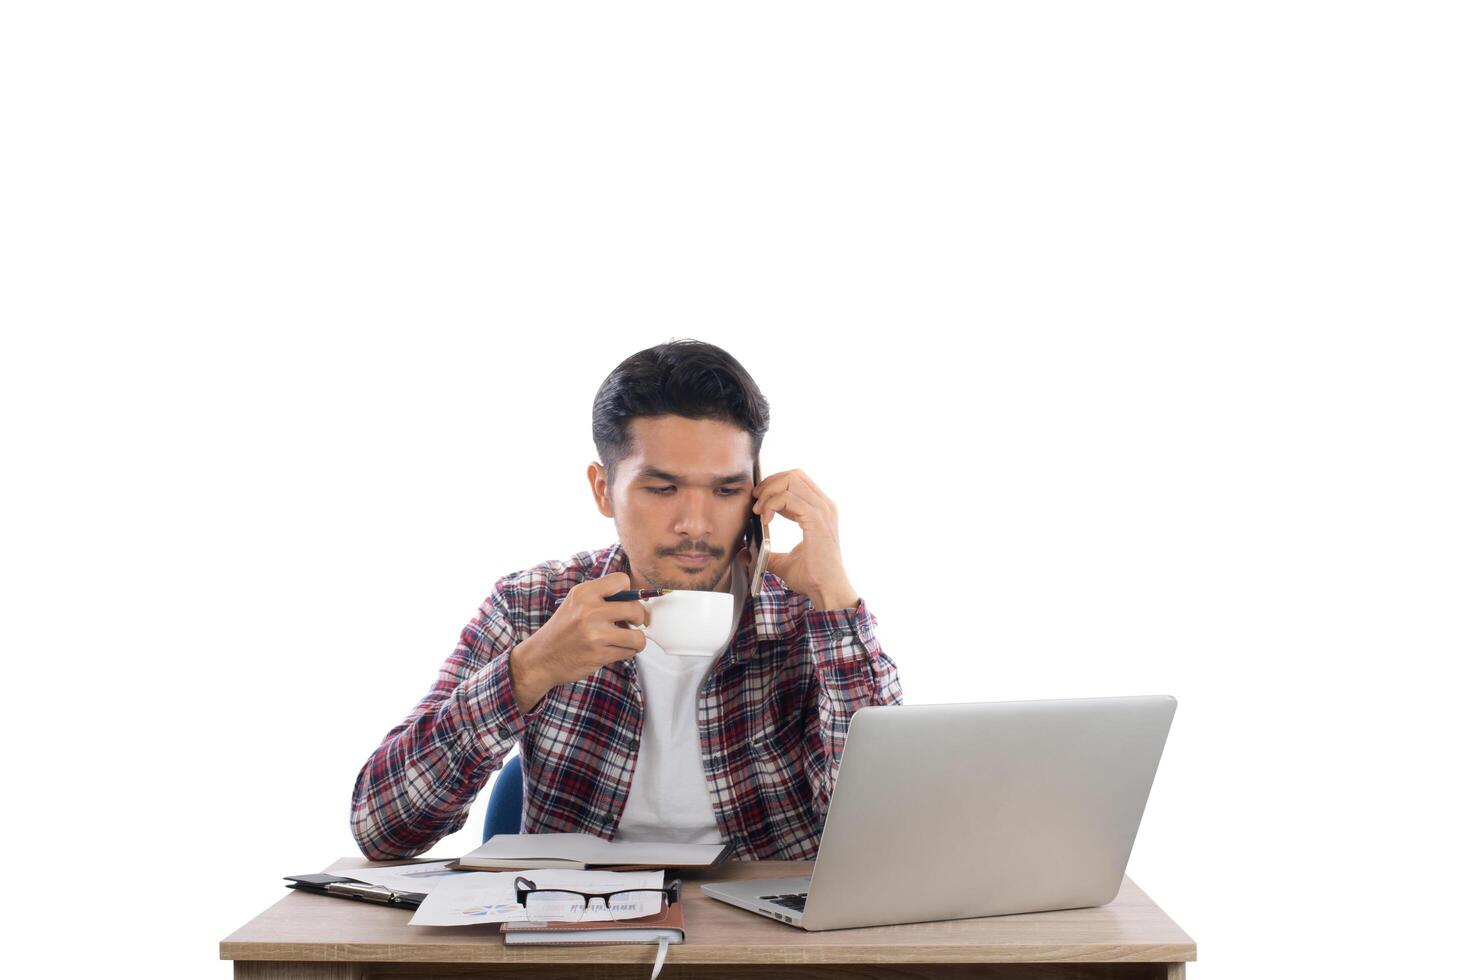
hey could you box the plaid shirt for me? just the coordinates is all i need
[350,541,903,861]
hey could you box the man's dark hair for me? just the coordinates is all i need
[592,339,771,487]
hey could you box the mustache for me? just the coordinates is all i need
[665,546,720,557]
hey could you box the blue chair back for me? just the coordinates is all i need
[482,752,524,841]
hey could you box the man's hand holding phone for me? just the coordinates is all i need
[508,572,647,715]
[751,467,860,612]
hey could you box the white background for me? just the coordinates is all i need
[3,3,1465,977]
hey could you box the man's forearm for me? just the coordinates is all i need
[801,600,903,817]
[351,615,542,860]
[350,664,510,860]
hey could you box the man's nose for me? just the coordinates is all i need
[673,495,715,536]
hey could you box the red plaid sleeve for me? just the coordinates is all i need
[799,596,903,818]
[349,576,545,860]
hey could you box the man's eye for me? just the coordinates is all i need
[647,486,675,494]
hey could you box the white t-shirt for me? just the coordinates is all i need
[612,564,747,844]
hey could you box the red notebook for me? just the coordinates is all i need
[500,900,685,945]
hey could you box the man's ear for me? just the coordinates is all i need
[588,462,614,518]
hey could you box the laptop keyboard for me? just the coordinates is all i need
[760,892,808,912]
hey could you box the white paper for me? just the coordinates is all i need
[408,868,665,926]
[338,860,488,896]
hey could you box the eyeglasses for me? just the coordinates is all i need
[514,875,682,922]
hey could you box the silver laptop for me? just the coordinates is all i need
[701,694,1176,931]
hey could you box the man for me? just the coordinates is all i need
[350,339,903,861]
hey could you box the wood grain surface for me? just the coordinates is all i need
[221,856,1196,970]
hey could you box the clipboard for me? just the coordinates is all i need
[284,873,427,908]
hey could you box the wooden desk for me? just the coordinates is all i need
[221,857,1196,979]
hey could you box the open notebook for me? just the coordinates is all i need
[451,833,735,871]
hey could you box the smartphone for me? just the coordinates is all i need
[745,455,771,592]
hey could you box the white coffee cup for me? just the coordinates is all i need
[632,589,735,658]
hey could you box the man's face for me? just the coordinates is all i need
[589,415,755,593]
